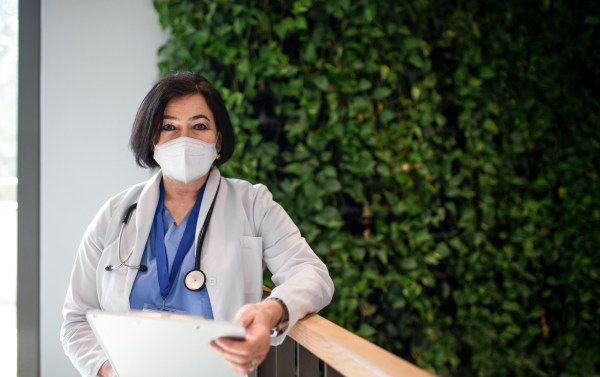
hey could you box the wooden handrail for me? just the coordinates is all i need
[289,314,434,377]
[262,285,272,301]
[261,286,435,377]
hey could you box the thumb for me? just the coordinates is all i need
[234,304,256,329]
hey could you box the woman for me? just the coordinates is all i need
[60,72,334,377]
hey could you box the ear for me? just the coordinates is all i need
[216,132,222,153]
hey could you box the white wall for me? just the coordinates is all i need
[41,1,167,375]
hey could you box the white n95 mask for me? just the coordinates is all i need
[153,136,218,184]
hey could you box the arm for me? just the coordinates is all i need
[60,199,113,377]
[211,184,334,374]
[253,184,335,345]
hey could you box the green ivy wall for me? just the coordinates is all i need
[153,0,600,376]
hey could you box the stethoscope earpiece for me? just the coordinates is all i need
[106,264,146,272]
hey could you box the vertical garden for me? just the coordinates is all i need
[153,0,600,375]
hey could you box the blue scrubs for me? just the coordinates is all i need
[129,201,214,319]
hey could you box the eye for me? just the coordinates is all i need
[162,123,176,131]
[193,123,208,130]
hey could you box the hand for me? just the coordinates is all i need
[210,301,283,375]
[97,360,113,377]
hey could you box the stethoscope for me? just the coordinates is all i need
[105,176,221,292]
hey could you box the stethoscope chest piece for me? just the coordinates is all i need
[184,269,206,291]
[183,176,221,292]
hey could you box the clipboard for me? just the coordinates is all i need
[87,310,247,377]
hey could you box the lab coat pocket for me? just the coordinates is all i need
[241,236,263,298]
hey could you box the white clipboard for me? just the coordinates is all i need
[87,310,247,377]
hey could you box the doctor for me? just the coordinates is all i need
[60,72,334,377]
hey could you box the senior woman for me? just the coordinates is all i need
[60,72,334,377]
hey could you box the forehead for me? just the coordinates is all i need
[163,94,213,119]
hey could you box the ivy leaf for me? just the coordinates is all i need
[273,22,288,40]
[403,37,423,49]
[305,42,317,63]
[483,118,499,134]
[421,275,435,287]
[435,242,451,259]
[408,53,424,68]
[315,242,330,256]
[295,16,308,29]
[376,164,390,177]
[480,66,495,79]
[194,30,210,45]
[375,150,392,162]
[372,87,392,99]
[233,19,243,36]
[377,249,389,265]
[458,208,476,228]
[176,47,192,60]
[216,24,232,36]
[503,301,520,312]
[487,102,500,115]
[303,181,317,199]
[313,75,329,91]
[356,323,376,339]
[379,109,396,122]
[401,258,418,270]
[324,179,342,193]
[358,78,372,91]
[292,0,312,14]
[283,163,302,175]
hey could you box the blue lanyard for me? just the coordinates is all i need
[154,179,206,300]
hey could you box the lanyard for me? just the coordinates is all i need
[154,178,206,300]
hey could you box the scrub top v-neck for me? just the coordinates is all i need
[129,182,214,318]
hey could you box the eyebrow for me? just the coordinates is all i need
[163,114,210,122]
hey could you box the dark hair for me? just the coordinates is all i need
[129,72,235,168]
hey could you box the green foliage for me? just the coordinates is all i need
[154,0,600,375]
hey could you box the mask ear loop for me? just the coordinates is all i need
[215,132,222,161]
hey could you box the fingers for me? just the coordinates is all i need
[210,341,267,375]
[215,337,253,356]
[227,358,254,375]
[214,334,268,357]
[212,303,274,374]
[211,342,253,365]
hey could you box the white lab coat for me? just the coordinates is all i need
[60,167,334,377]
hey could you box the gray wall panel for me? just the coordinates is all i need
[40,1,166,375]
[18,0,41,375]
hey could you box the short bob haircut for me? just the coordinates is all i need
[130,72,235,168]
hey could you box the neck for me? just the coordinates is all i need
[162,171,210,203]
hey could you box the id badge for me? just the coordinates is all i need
[143,303,187,314]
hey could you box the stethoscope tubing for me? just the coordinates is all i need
[105,204,145,271]
[193,177,220,270]
[105,176,221,277]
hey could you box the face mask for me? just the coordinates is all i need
[153,136,218,184]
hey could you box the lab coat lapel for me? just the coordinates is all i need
[122,170,162,304]
[194,167,233,321]
[194,166,221,243]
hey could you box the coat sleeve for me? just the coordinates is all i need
[251,184,335,345]
[60,199,113,377]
